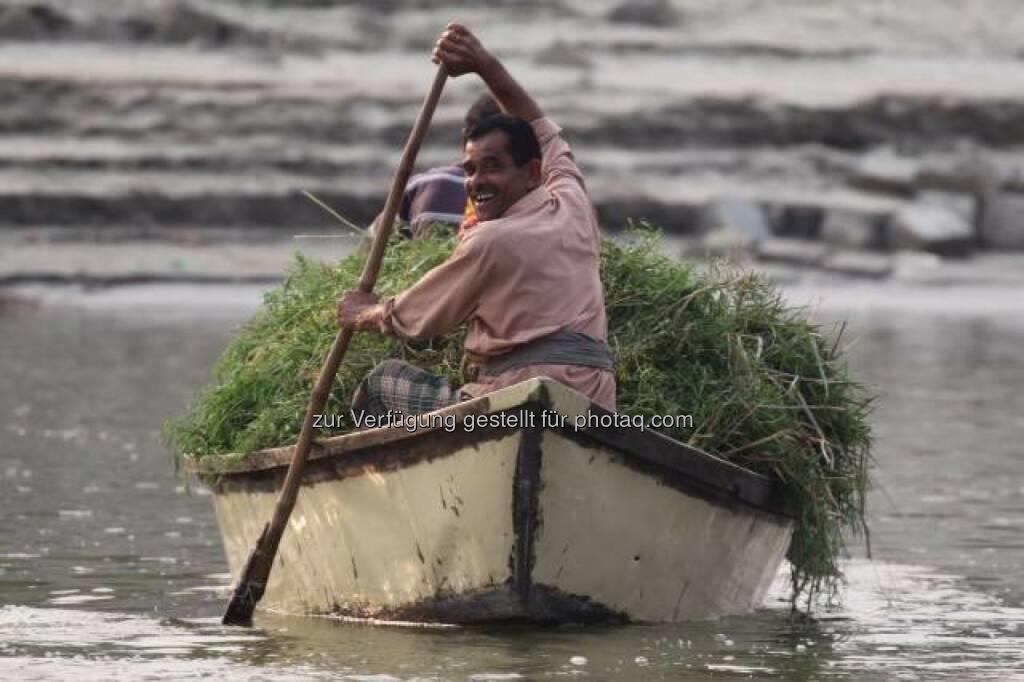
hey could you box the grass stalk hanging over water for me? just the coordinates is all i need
[165,225,873,605]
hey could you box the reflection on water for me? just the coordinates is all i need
[1,289,1023,680]
[817,301,1024,608]
[0,301,242,618]
[1,561,1023,680]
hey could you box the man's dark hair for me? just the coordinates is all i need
[463,93,501,134]
[464,114,542,167]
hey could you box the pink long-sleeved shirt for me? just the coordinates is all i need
[379,117,616,409]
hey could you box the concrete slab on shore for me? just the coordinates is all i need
[3,232,1023,291]
[0,231,362,287]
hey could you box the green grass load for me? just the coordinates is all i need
[165,226,872,606]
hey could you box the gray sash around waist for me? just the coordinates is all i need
[479,329,615,377]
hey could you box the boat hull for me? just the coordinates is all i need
[198,378,793,623]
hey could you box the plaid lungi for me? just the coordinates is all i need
[352,359,462,418]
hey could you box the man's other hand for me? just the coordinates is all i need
[337,291,382,331]
[432,23,494,77]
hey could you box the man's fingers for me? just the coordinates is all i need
[436,35,474,54]
[441,24,479,50]
[432,47,457,64]
[434,23,482,71]
[445,32,480,53]
[437,43,474,60]
[433,45,473,65]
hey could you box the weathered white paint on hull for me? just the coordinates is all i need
[532,430,792,621]
[197,378,794,623]
[214,433,520,617]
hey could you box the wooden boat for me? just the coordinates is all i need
[189,378,792,624]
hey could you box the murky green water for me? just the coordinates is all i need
[2,285,1023,680]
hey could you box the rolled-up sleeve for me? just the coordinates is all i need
[380,232,491,340]
[530,116,600,244]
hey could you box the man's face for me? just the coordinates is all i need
[462,130,541,222]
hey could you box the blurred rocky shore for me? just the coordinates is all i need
[2,0,1024,286]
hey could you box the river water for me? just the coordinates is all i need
[1,282,1023,680]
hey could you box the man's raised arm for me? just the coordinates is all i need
[433,23,542,123]
[433,24,587,198]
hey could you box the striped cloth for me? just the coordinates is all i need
[351,359,462,418]
[399,164,468,238]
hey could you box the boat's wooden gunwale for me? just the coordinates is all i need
[209,408,529,495]
[188,390,499,477]
[550,395,788,516]
[187,378,789,518]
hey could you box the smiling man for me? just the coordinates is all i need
[338,23,615,418]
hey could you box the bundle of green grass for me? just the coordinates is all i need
[166,226,872,605]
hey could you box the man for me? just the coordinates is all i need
[338,23,615,417]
